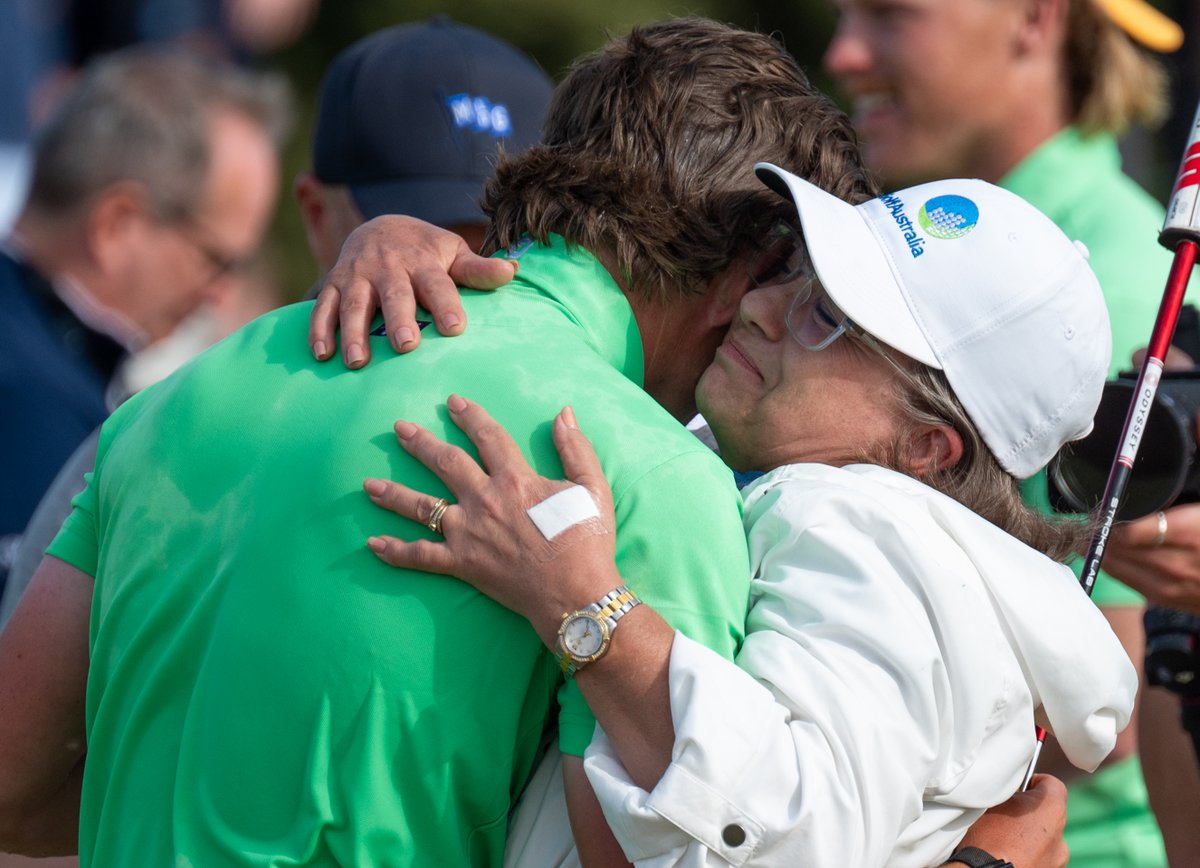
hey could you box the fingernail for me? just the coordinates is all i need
[363,478,385,497]
[394,420,417,440]
[562,406,578,429]
[447,394,467,413]
[441,314,461,331]
[507,259,519,274]
[367,536,386,553]
[313,340,328,359]
[394,327,414,349]
[346,343,365,368]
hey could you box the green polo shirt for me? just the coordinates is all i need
[50,236,750,868]
[1004,128,1170,867]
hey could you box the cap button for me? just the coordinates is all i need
[1073,239,1091,261]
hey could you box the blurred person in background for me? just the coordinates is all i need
[296,16,552,268]
[66,0,319,65]
[294,15,552,364]
[0,0,317,231]
[823,0,1199,864]
[0,49,286,604]
[0,0,65,234]
[0,15,550,631]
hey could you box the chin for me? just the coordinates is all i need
[698,415,742,467]
[868,142,955,189]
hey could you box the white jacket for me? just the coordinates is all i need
[585,463,1137,868]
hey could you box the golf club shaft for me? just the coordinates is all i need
[1024,101,1200,790]
[1079,240,1197,594]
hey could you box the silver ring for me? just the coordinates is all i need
[1154,510,1168,548]
[426,497,450,535]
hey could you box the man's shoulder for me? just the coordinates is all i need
[570,405,736,495]
[161,302,322,385]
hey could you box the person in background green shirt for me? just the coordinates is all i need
[823,0,1200,863]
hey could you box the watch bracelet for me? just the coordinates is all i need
[556,584,642,676]
[594,586,640,630]
[945,846,1013,868]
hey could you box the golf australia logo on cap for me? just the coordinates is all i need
[879,193,927,259]
[446,93,513,138]
[918,195,979,240]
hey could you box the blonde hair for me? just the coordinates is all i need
[1065,0,1169,135]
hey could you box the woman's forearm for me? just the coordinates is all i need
[571,605,677,791]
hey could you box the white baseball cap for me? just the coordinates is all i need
[755,163,1112,479]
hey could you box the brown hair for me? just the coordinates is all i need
[1064,0,1169,135]
[482,17,877,303]
[878,362,1091,561]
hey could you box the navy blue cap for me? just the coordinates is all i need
[312,16,553,225]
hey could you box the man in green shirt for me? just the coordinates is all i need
[0,19,877,866]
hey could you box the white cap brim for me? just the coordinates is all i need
[754,162,941,368]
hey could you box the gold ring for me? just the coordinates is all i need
[1154,510,1168,548]
[426,497,450,535]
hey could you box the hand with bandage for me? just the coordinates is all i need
[363,394,625,647]
[365,393,690,792]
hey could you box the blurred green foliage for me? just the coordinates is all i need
[262,0,839,298]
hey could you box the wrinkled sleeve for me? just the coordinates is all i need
[44,396,138,578]
[583,494,955,867]
[45,460,102,578]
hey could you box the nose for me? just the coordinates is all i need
[823,16,873,79]
[737,284,792,342]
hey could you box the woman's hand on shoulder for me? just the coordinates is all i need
[364,395,621,644]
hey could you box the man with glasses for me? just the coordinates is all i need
[0,49,286,602]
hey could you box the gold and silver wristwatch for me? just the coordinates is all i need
[554,585,641,677]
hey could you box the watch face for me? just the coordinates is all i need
[562,614,606,658]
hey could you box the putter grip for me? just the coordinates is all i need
[1162,101,1200,248]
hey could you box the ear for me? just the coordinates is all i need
[906,423,965,479]
[1013,0,1067,55]
[86,180,148,275]
[295,173,354,272]
[294,172,327,241]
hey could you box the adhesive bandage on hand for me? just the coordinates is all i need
[526,485,601,540]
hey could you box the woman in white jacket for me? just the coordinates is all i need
[362,169,1137,867]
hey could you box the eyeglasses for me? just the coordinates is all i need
[750,222,904,368]
[159,215,244,284]
[785,274,901,369]
[152,201,246,283]
[747,222,811,289]
[786,275,856,350]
